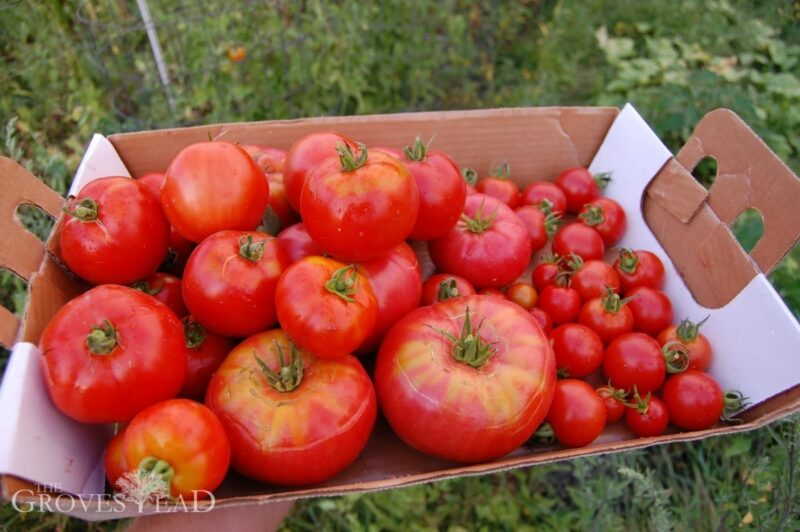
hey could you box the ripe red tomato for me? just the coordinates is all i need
[578,289,634,344]
[596,384,628,423]
[529,307,553,336]
[301,144,419,262]
[515,205,559,253]
[506,282,538,311]
[552,223,605,261]
[520,181,567,215]
[39,285,186,423]
[284,132,356,211]
[614,249,665,293]
[532,258,564,292]
[571,259,621,302]
[578,197,627,246]
[421,273,476,305]
[180,317,235,401]
[537,285,581,325]
[60,177,169,285]
[476,163,520,209]
[276,223,324,263]
[400,137,467,240]
[240,144,286,178]
[104,428,128,491]
[479,287,506,297]
[625,392,669,437]
[375,295,555,463]
[131,272,187,318]
[555,167,609,213]
[626,287,674,337]
[550,323,604,378]
[276,256,377,358]
[206,329,376,485]
[546,379,607,448]
[182,231,290,337]
[604,332,666,394]
[657,317,713,371]
[429,194,532,289]
[662,370,724,431]
[136,172,165,195]
[123,399,230,498]
[260,178,299,235]
[162,142,269,242]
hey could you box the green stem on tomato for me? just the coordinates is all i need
[63,198,98,222]
[337,142,368,171]
[254,340,304,392]
[238,235,266,262]
[325,264,360,303]
[86,320,117,355]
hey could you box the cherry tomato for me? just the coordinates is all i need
[284,132,356,211]
[532,258,564,292]
[614,249,665,293]
[162,142,269,242]
[227,46,246,63]
[515,206,560,253]
[597,383,628,423]
[550,323,604,378]
[506,282,538,311]
[555,167,608,213]
[578,197,627,246]
[657,317,713,371]
[662,370,724,431]
[529,307,553,336]
[476,162,520,209]
[60,177,169,285]
[375,295,555,463]
[276,257,377,358]
[182,231,290,337]
[131,272,187,318]
[39,285,186,423]
[123,399,230,498]
[206,329,377,485]
[180,316,235,401]
[552,223,605,261]
[570,258,621,302]
[604,332,665,394]
[104,428,128,491]
[421,273,476,305]
[301,144,419,262]
[429,194,532,289]
[625,392,669,437]
[627,287,674,337]
[537,285,581,326]
[276,223,324,263]
[546,379,607,448]
[520,181,567,215]
[578,289,634,344]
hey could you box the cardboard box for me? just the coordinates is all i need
[1,105,799,520]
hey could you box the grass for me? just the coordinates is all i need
[1,0,799,529]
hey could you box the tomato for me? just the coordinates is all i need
[240,144,286,178]
[476,162,520,209]
[546,379,607,448]
[123,399,230,498]
[515,205,559,253]
[657,317,713,371]
[276,256,377,358]
[421,273,476,305]
[537,285,581,326]
[571,258,621,302]
[301,144,419,262]
[505,282,538,310]
[104,428,128,491]
[479,287,506,298]
[136,172,165,195]
[603,332,665,394]
[39,285,186,423]
[532,258,564,292]
[180,317,235,401]
[550,323,604,378]
[260,178,299,235]
[284,132,357,211]
[60,177,169,285]
[131,272,187,318]
[206,329,376,485]
[627,287,674,337]
[529,307,553,336]
[227,46,246,63]
[578,197,627,246]
[276,222,324,263]
[625,392,669,437]
[399,137,467,240]
[429,194,532,289]
[375,295,555,463]
[357,243,422,354]
[182,231,290,337]
[555,167,609,213]
[162,142,269,242]
[662,370,724,431]
[614,249,665,293]
[461,167,479,195]
[552,223,605,261]
[520,181,567,215]
[596,383,628,423]
[578,289,634,344]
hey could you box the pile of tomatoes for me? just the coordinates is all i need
[38,131,742,500]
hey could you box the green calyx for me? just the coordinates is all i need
[662,341,690,374]
[617,248,639,274]
[594,171,612,189]
[543,210,562,238]
[325,264,360,303]
[721,390,748,424]
[631,387,651,415]
[598,381,631,405]
[130,281,162,296]
[437,278,461,302]
[433,307,496,369]
[337,142,368,171]
[137,456,175,493]
[63,198,98,222]
[183,317,207,349]
[86,320,117,355]
[676,315,709,342]
[254,340,304,393]
[579,204,604,227]
[490,161,510,179]
[461,167,478,187]
[530,421,555,444]
[403,135,433,162]
[238,234,267,262]
[460,198,498,234]
[601,286,634,314]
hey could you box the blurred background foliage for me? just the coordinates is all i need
[0,0,798,529]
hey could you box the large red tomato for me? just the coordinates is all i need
[131,272,187,318]
[375,295,555,463]
[39,285,186,423]
[60,177,169,285]
[283,132,356,211]
[180,316,236,401]
[182,231,290,337]
[205,329,377,485]
[421,273,476,305]
[162,142,269,242]
[240,144,286,179]
[276,223,324,263]
[301,144,419,262]
[429,194,532,289]
[104,428,128,491]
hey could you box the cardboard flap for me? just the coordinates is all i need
[646,158,708,223]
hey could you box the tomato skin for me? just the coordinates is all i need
[520,181,567,215]
[276,223,324,263]
[123,399,230,498]
[240,144,286,178]
[261,178,300,235]
[614,249,665,293]
[515,206,552,253]
[505,282,538,311]
[552,223,605,261]
[604,332,666,394]
[625,395,669,437]
[529,307,553,336]
[532,261,563,292]
[104,428,128,491]
[546,379,607,448]
[301,148,419,262]
[657,322,713,371]
[662,370,723,431]
[180,317,236,401]
[555,167,601,213]
[182,230,290,337]
[131,272,187,318]
[276,256,377,358]
[537,285,581,326]
[162,142,269,243]
[404,148,467,241]
[60,177,170,285]
[421,273,476,305]
[578,296,634,344]
[429,194,532,289]
[284,132,356,211]
[550,323,604,378]
[40,285,186,423]
[578,197,627,246]
[476,177,520,209]
[626,287,674,337]
[137,172,165,196]
[597,386,627,423]
[571,260,621,302]
[205,329,377,485]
